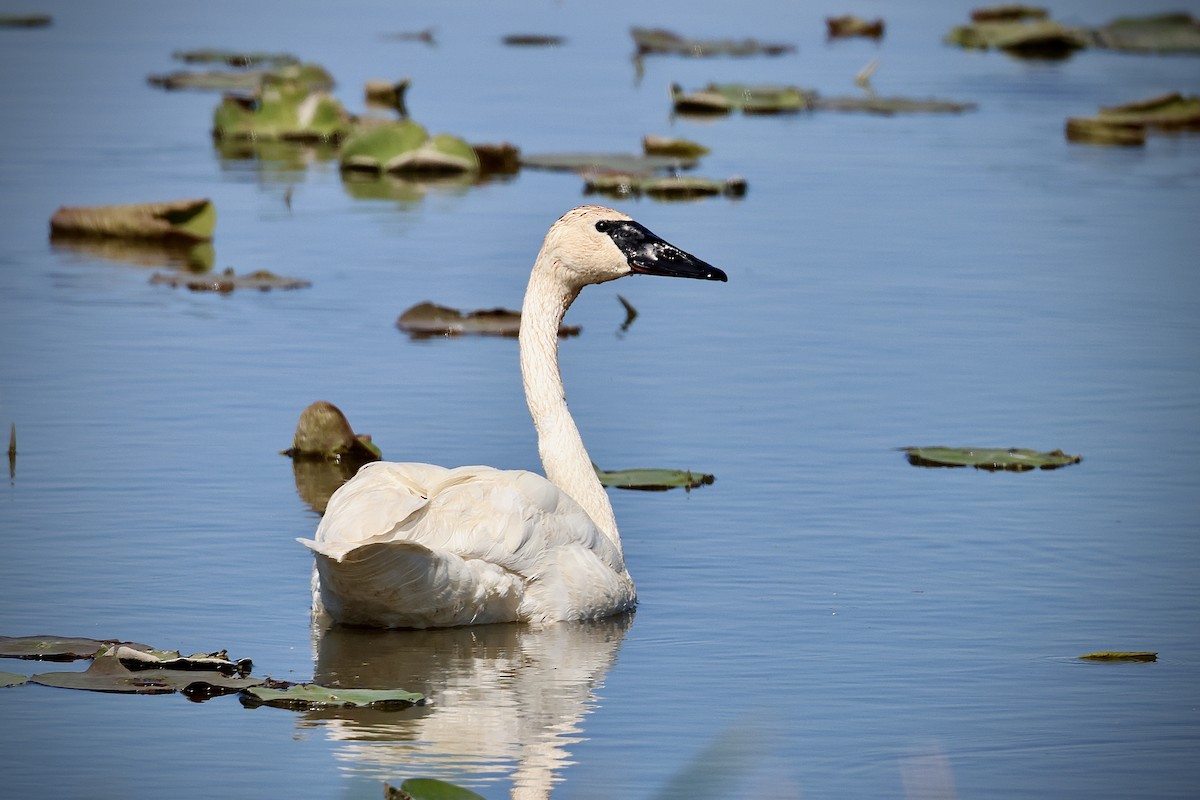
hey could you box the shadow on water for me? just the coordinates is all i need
[305,614,633,798]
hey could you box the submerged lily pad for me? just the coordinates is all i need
[397,301,581,338]
[49,198,215,244]
[631,26,794,57]
[0,635,149,661]
[149,267,311,292]
[0,671,28,687]
[1079,651,1158,662]
[583,173,746,201]
[340,121,479,175]
[594,466,715,491]
[901,447,1081,471]
[240,683,424,709]
[670,83,815,115]
[386,779,486,800]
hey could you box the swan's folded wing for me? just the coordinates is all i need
[314,461,451,547]
[306,539,523,628]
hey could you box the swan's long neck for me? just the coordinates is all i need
[520,257,621,551]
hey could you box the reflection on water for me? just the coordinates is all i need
[289,456,374,515]
[307,615,632,798]
[50,236,215,272]
[339,169,481,204]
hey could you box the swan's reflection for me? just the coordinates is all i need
[304,615,632,798]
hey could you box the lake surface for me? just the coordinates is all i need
[2,1,1199,798]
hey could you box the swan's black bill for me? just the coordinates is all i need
[597,219,727,282]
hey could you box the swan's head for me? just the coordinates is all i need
[542,205,727,288]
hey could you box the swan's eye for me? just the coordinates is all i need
[595,220,611,233]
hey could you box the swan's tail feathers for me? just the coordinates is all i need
[298,538,523,629]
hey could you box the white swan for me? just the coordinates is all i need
[299,205,726,628]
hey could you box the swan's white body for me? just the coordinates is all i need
[300,205,725,628]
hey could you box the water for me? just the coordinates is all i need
[2,1,1199,797]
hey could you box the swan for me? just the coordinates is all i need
[299,205,727,628]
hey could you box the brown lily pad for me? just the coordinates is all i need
[583,173,746,201]
[149,267,311,293]
[0,635,150,661]
[282,400,382,462]
[826,15,885,39]
[631,26,794,57]
[1079,651,1158,662]
[397,301,581,338]
[49,198,215,244]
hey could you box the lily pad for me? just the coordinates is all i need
[239,683,424,709]
[1089,13,1200,54]
[502,34,564,47]
[365,77,411,112]
[0,635,149,661]
[340,121,479,175]
[642,135,709,158]
[826,15,885,39]
[31,653,178,695]
[1079,651,1158,662]
[594,465,715,491]
[1067,92,1200,147]
[631,27,794,57]
[283,400,382,462]
[386,778,486,800]
[583,173,746,201]
[900,447,1081,471]
[151,62,334,93]
[149,267,311,293]
[113,645,252,676]
[945,8,1088,58]
[1065,117,1146,147]
[670,83,815,115]
[397,301,581,339]
[0,671,28,687]
[520,152,696,174]
[172,48,299,67]
[0,14,51,27]
[49,198,215,244]
[212,84,351,142]
[811,95,976,115]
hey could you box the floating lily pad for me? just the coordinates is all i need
[149,267,311,293]
[945,7,1088,58]
[1065,117,1146,147]
[901,447,1081,471]
[49,198,215,244]
[113,645,252,676]
[340,121,479,175]
[0,671,28,687]
[521,152,696,174]
[151,61,334,93]
[583,173,746,201]
[397,301,580,338]
[1079,651,1158,662]
[631,27,795,57]
[594,465,715,491]
[502,34,564,46]
[31,653,177,695]
[386,778,486,800]
[471,142,521,175]
[670,83,815,115]
[0,635,149,661]
[283,400,382,462]
[812,95,976,115]
[1089,13,1200,54]
[642,135,709,158]
[1067,92,1200,147]
[212,84,351,142]
[365,77,411,112]
[172,48,299,67]
[240,683,424,709]
[0,14,51,27]
[826,15,885,39]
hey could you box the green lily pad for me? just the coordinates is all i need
[520,152,697,175]
[213,84,351,142]
[240,683,424,710]
[396,301,580,339]
[49,198,215,244]
[32,653,177,694]
[642,135,710,158]
[1,671,29,687]
[1090,13,1200,54]
[1065,116,1146,147]
[502,34,564,47]
[0,635,150,661]
[151,61,334,93]
[340,122,479,175]
[386,778,486,800]
[172,48,299,67]
[944,8,1088,58]
[283,400,382,461]
[901,447,1081,471]
[1079,651,1158,662]
[1096,92,1200,131]
[594,465,715,491]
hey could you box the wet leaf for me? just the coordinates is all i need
[0,635,150,661]
[1090,12,1200,54]
[1,671,29,687]
[386,778,486,800]
[0,14,51,28]
[811,96,976,115]
[1096,92,1200,130]
[826,15,885,39]
[284,401,382,461]
[642,135,710,158]
[49,198,215,244]
[114,645,252,676]
[397,302,580,339]
[171,48,299,67]
[212,84,350,142]
[944,10,1088,58]
[149,267,311,292]
[1079,651,1158,662]
[502,34,564,47]
[583,173,746,201]
[670,83,814,115]
[31,653,177,694]
[151,62,334,93]
[594,465,715,491]
[240,683,424,709]
[631,27,794,57]
[900,447,1081,471]
[1065,117,1146,147]
[521,152,696,175]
